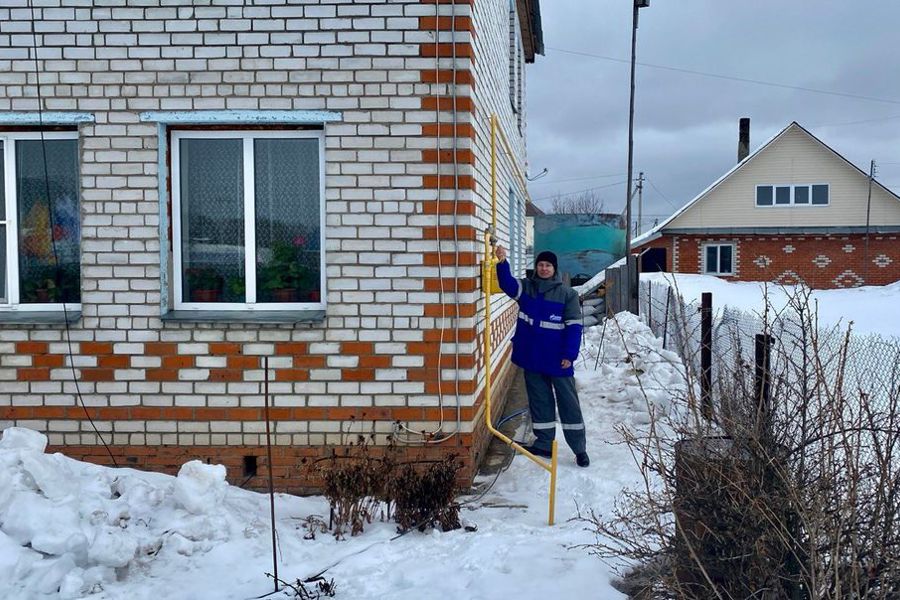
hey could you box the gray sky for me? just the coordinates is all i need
[524,0,900,231]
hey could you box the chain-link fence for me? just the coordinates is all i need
[640,278,900,414]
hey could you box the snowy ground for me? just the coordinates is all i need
[642,272,900,337]
[0,313,684,600]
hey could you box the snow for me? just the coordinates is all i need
[0,313,684,600]
[642,272,900,337]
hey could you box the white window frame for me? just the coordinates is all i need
[170,129,326,311]
[1,130,81,312]
[702,243,736,276]
[755,184,830,207]
[508,186,522,275]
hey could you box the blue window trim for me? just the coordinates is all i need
[141,110,342,317]
[0,112,94,125]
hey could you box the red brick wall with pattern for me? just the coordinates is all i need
[638,234,900,288]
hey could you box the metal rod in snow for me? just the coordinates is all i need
[754,334,774,444]
[264,355,278,592]
[864,159,875,282]
[662,286,671,350]
[700,292,713,420]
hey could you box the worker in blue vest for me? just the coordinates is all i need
[495,246,589,467]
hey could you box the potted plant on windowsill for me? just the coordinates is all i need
[186,267,223,303]
[25,277,58,303]
[258,241,314,303]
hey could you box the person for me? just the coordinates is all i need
[494,245,589,467]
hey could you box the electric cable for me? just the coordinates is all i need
[528,173,623,186]
[393,0,463,445]
[27,0,118,467]
[644,177,679,210]
[548,46,900,106]
[531,180,626,203]
[263,417,523,599]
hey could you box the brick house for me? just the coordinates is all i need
[0,0,543,492]
[634,121,900,289]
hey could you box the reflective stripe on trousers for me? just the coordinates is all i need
[523,370,586,454]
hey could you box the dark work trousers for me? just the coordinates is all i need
[523,370,586,454]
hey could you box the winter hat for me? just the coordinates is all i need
[535,250,558,272]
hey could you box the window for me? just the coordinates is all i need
[508,187,522,274]
[756,184,829,207]
[811,184,828,205]
[508,0,523,131]
[171,130,324,310]
[703,243,735,275]
[1,132,81,309]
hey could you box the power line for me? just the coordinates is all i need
[547,46,900,106]
[531,180,626,203]
[529,173,624,185]
[644,177,679,210]
[810,114,900,129]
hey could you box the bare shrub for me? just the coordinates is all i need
[580,289,900,599]
[317,436,395,539]
[388,455,463,534]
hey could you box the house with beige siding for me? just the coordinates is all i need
[0,0,543,492]
[634,121,900,289]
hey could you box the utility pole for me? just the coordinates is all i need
[636,171,644,236]
[864,159,877,283]
[624,0,649,314]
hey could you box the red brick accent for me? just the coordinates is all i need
[422,250,477,266]
[422,174,475,190]
[421,148,475,166]
[227,356,259,369]
[79,368,115,382]
[33,354,65,368]
[422,122,476,139]
[420,69,474,85]
[48,438,481,495]
[1,406,481,422]
[163,356,195,368]
[418,16,474,33]
[98,355,129,369]
[275,342,307,355]
[340,341,374,355]
[421,95,475,112]
[80,342,113,355]
[423,303,476,318]
[423,277,477,293]
[209,342,241,355]
[422,224,476,240]
[16,341,48,354]
[144,342,177,355]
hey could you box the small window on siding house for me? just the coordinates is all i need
[812,184,829,205]
[756,184,829,207]
[171,130,324,310]
[703,243,735,276]
[775,186,791,205]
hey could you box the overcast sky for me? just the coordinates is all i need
[524,0,900,231]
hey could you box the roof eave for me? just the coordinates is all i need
[516,0,544,63]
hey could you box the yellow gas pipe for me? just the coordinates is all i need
[482,115,557,526]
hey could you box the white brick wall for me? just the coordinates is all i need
[0,0,535,447]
